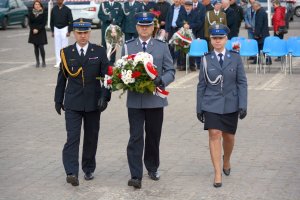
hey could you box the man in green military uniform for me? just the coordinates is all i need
[98,0,124,48]
[122,0,143,41]
[204,0,227,50]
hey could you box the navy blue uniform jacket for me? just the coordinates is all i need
[54,43,111,112]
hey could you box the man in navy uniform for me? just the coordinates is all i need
[122,12,175,189]
[122,0,144,41]
[54,18,111,186]
[98,0,124,48]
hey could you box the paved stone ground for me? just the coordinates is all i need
[0,19,300,200]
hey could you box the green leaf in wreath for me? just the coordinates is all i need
[116,83,124,90]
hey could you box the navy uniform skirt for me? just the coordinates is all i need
[204,111,239,134]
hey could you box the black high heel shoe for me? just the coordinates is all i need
[213,174,222,188]
[223,168,231,176]
[213,182,222,188]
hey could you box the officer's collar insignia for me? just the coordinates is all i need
[211,55,214,59]
[227,53,230,58]
[91,48,94,51]
[72,49,75,52]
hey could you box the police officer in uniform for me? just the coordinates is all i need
[122,0,143,41]
[196,24,247,188]
[98,0,124,48]
[122,12,175,189]
[54,18,111,186]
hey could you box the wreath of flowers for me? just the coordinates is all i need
[105,24,123,60]
[99,52,169,98]
[169,27,195,54]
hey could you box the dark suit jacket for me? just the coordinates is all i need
[224,7,239,39]
[254,7,270,44]
[176,9,202,36]
[142,1,158,11]
[193,3,206,38]
[54,43,111,112]
[165,4,185,33]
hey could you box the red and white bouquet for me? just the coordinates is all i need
[101,52,169,98]
[169,27,195,54]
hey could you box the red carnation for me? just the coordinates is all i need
[118,73,122,79]
[107,66,113,76]
[107,79,112,84]
[132,71,141,78]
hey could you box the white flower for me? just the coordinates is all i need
[103,75,112,89]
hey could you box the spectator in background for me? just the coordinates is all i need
[240,0,248,16]
[142,0,157,11]
[229,0,243,35]
[222,0,238,39]
[252,1,271,65]
[165,0,185,67]
[156,0,171,30]
[177,0,202,71]
[50,0,73,68]
[28,0,47,68]
[244,0,255,39]
[272,0,286,61]
[192,0,206,39]
[122,0,143,41]
[285,0,295,29]
[204,0,227,50]
[202,0,214,12]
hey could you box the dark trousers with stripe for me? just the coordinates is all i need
[63,109,101,176]
[127,108,164,179]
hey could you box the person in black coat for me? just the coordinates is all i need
[229,0,244,34]
[54,19,111,186]
[28,0,47,68]
[192,0,206,39]
[156,0,171,30]
[252,1,270,64]
[176,0,202,71]
[142,0,158,11]
[222,0,238,39]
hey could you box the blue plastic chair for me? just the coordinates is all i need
[225,40,232,51]
[262,36,280,53]
[231,36,246,43]
[287,38,300,74]
[239,39,259,73]
[265,39,288,74]
[186,39,208,74]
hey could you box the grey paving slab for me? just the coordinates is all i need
[0,19,300,200]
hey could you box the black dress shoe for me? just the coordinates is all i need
[84,172,94,180]
[223,168,231,176]
[66,174,79,186]
[128,178,142,189]
[213,182,222,188]
[148,171,160,181]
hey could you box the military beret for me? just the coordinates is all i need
[209,24,230,37]
[135,12,155,26]
[73,18,92,32]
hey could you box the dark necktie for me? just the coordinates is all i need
[218,53,223,67]
[80,48,84,58]
[142,42,147,52]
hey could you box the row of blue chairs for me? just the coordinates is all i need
[186,36,300,75]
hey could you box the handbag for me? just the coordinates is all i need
[278,26,288,34]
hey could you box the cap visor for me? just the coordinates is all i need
[210,34,227,38]
[137,22,154,26]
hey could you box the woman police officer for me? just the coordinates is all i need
[196,24,248,188]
